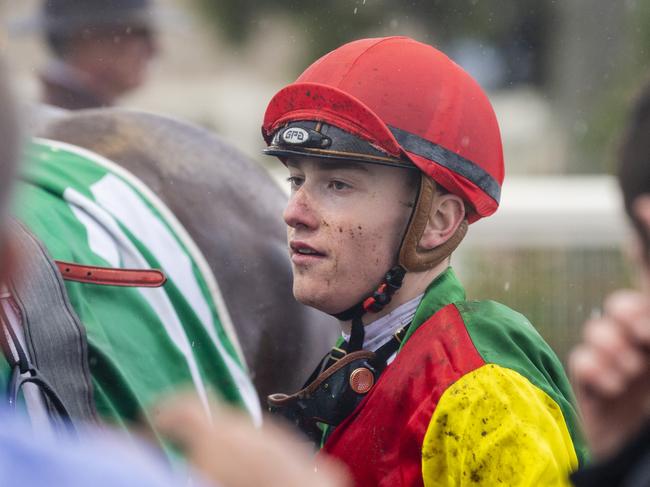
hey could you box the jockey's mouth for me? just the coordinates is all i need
[289,241,326,263]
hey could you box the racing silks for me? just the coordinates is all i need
[322,268,587,486]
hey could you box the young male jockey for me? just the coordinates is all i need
[263,37,587,486]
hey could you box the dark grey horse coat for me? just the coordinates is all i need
[36,108,337,399]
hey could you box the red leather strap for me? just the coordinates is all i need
[55,260,167,287]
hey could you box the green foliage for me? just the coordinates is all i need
[632,0,650,67]
[574,1,650,174]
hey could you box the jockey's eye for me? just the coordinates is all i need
[328,180,351,191]
[287,176,304,190]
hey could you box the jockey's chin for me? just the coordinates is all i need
[291,267,369,318]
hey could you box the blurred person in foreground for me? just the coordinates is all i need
[0,54,188,487]
[258,36,586,486]
[0,56,345,487]
[35,0,158,109]
[153,395,349,487]
[0,398,347,487]
[569,85,650,487]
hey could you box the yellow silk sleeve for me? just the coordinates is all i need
[422,364,578,486]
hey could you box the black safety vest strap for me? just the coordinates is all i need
[267,323,411,445]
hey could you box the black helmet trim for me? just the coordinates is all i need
[264,120,416,169]
[389,125,501,204]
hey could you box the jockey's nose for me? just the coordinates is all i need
[283,187,318,231]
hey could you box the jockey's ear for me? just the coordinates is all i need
[418,192,466,251]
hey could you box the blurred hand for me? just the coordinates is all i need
[152,393,349,487]
[569,289,650,459]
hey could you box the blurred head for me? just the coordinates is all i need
[44,0,158,98]
[618,82,650,278]
[263,37,504,315]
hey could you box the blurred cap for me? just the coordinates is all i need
[8,0,180,36]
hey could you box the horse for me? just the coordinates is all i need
[32,107,338,403]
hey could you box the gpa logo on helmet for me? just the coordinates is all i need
[281,127,309,145]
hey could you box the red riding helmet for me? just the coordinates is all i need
[263,36,504,224]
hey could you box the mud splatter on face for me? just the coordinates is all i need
[399,199,416,209]
[285,158,416,314]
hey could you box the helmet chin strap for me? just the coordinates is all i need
[332,265,407,351]
[330,175,468,353]
[398,176,468,272]
[330,175,424,351]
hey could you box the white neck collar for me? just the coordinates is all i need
[342,293,423,352]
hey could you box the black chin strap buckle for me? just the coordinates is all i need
[330,265,407,355]
[362,266,406,313]
[347,266,406,353]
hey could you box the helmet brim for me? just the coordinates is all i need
[263,119,416,169]
[263,82,403,158]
